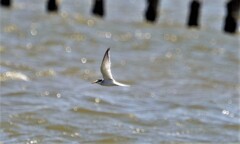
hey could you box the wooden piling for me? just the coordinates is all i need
[223,0,240,34]
[187,0,201,27]
[47,0,58,12]
[1,0,11,7]
[145,0,159,23]
[92,0,105,17]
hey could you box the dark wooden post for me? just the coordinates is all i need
[47,0,58,12]
[223,0,240,34]
[145,0,159,23]
[187,0,201,27]
[1,0,11,7]
[92,0,105,17]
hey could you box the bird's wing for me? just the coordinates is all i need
[113,80,130,87]
[101,48,114,80]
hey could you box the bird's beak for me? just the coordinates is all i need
[92,80,98,84]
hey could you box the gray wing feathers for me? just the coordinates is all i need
[101,48,113,80]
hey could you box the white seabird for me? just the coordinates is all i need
[92,48,129,87]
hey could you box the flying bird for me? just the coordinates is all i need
[92,48,129,87]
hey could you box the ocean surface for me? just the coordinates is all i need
[0,0,239,143]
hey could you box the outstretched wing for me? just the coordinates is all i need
[100,48,113,80]
[113,80,130,87]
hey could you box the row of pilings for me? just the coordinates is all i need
[1,0,239,34]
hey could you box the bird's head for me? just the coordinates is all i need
[92,79,103,85]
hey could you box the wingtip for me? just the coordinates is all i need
[105,48,110,55]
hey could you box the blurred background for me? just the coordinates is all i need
[0,0,239,143]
